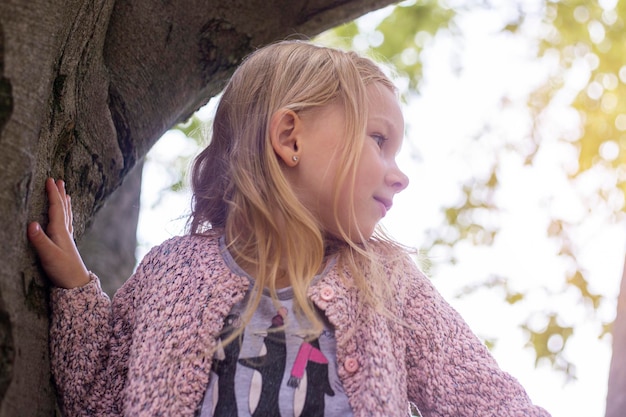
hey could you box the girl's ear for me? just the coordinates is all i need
[269,109,301,167]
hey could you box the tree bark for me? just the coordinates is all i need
[606,256,626,417]
[78,160,144,297]
[0,0,396,414]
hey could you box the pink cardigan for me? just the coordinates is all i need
[49,234,551,416]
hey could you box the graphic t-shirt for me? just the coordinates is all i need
[198,241,353,417]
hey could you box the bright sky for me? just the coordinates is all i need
[137,2,626,416]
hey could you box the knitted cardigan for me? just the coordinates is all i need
[49,234,551,417]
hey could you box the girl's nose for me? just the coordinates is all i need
[387,163,409,193]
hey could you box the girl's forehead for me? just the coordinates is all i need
[366,85,404,133]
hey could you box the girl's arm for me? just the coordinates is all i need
[402,263,551,417]
[28,178,130,415]
[48,275,120,415]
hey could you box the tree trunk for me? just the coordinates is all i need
[0,0,396,414]
[606,255,626,417]
[78,160,144,297]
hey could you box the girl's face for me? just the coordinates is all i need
[291,82,409,241]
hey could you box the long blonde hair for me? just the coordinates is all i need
[190,40,410,340]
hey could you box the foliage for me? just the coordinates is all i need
[539,1,626,183]
[168,115,206,192]
[317,0,455,91]
[369,1,455,90]
[147,114,207,204]
[522,313,575,377]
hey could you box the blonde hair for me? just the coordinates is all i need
[190,40,410,341]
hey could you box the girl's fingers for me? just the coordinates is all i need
[28,179,91,288]
[57,180,70,228]
[28,220,90,288]
[27,221,58,262]
[46,179,71,237]
[66,195,74,236]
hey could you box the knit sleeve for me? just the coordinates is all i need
[402,263,551,417]
[49,260,144,416]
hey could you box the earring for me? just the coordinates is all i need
[292,155,299,163]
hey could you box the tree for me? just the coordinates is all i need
[607,257,626,417]
[78,161,144,297]
[0,0,397,414]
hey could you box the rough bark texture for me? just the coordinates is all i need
[0,0,396,414]
[606,257,626,417]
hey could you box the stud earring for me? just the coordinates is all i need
[292,155,299,163]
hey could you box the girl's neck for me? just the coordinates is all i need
[231,251,335,290]
[226,234,344,290]
[229,249,292,289]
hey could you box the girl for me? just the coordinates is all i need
[28,41,551,417]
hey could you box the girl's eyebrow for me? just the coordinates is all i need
[369,114,404,139]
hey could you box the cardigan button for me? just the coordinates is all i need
[320,286,335,301]
[344,357,359,373]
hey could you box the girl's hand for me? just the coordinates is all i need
[28,178,90,289]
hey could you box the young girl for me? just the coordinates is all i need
[28,41,551,417]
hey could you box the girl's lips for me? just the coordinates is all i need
[374,197,392,217]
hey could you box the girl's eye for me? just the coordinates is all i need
[371,134,388,148]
